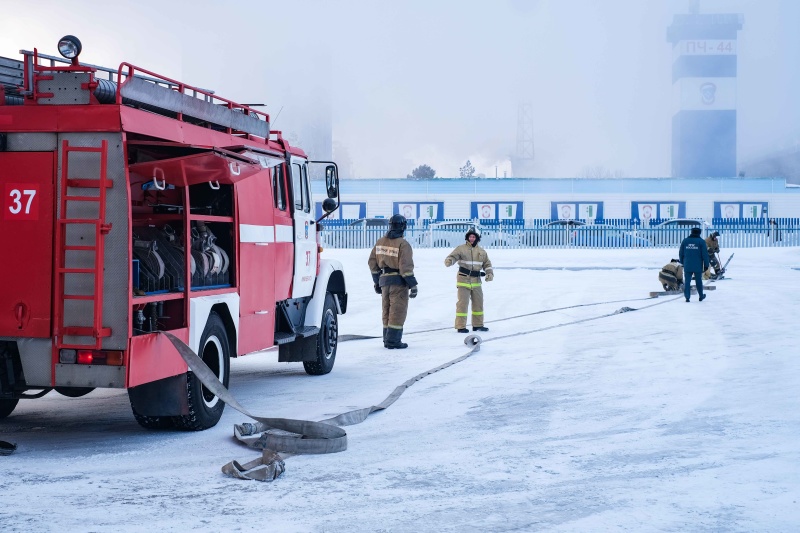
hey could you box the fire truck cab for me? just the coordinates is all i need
[0,36,347,430]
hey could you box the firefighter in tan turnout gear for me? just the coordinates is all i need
[658,259,684,291]
[444,227,493,333]
[703,231,724,280]
[368,214,418,349]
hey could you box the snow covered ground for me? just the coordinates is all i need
[1,247,799,532]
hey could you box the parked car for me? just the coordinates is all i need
[571,225,652,248]
[416,221,482,248]
[416,221,520,248]
[321,218,389,248]
[348,218,390,229]
[522,220,586,246]
[648,218,709,246]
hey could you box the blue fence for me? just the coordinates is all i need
[319,218,800,249]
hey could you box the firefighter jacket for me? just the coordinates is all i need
[661,261,684,283]
[659,261,684,290]
[368,236,418,288]
[444,242,493,285]
[679,235,710,273]
[705,236,720,255]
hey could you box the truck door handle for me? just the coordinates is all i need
[14,301,28,329]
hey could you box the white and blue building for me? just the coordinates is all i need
[314,177,800,225]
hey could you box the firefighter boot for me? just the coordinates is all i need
[383,328,388,347]
[385,328,408,349]
[473,326,489,332]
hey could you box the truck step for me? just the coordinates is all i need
[295,326,320,338]
[274,332,296,345]
[273,326,320,345]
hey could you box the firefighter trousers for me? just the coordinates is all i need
[382,285,409,330]
[455,277,484,329]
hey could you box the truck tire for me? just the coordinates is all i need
[0,398,17,420]
[174,312,230,430]
[304,293,338,376]
[0,342,20,419]
[131,404,174,430]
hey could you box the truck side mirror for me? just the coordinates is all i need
[325,165,338,198]
[322,198,337,213]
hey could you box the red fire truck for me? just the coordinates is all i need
[0,36,347,430]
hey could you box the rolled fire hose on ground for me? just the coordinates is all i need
[162,331,483,481]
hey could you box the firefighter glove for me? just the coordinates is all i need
[444,257,454,267]
[409,286,418,298]
[374,283,382,295]
[485,272,494,282]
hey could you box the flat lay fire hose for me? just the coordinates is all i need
[163,331,483,481]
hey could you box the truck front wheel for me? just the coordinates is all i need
[303,293,338,376]
[174,312,231,430]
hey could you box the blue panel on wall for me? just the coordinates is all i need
[469,201,524,221]
[550,201,604,220]
[713,201,768,219]
[392,202,445,220]
[315,201,366,219]
[630,201,686,221]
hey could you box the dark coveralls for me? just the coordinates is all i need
[368,233,417,346]
[679,231,710,302]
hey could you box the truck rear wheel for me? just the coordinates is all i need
[0,399,18,419]
[174,312,230,430]
[303,293,338,376]
[131,405,174,430]
[0,342,20,419]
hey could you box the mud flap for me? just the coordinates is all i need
[128,373,189,417]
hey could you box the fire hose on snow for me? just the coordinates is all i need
[0,295,679,465]
[160,294,679,481]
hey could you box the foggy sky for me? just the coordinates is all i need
[1,0,798,178]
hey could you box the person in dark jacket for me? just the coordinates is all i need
[368,214,418,349]
[679,227,710,302]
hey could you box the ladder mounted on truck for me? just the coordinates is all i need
[53,140,113,349]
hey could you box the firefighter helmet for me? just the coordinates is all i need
[389,214,407,234]
[465,226,481,244]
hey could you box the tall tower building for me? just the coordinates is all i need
[511,102,535,177]
[667,8,743,177]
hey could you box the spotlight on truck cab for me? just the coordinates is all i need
[57,35,82,61]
